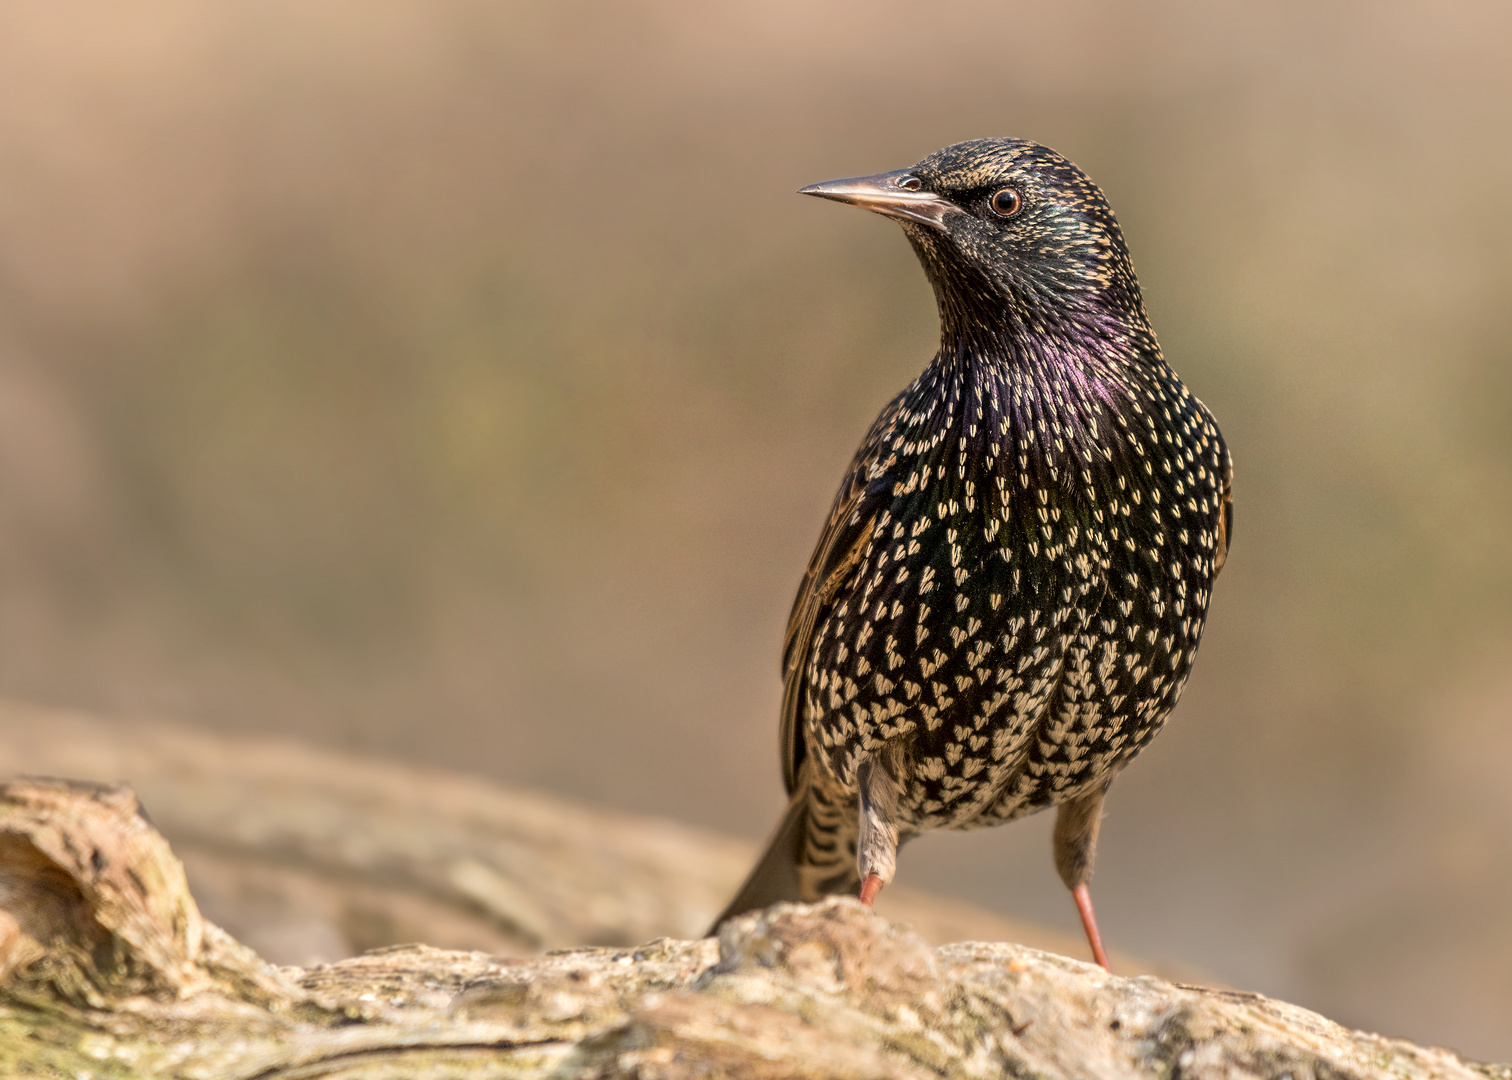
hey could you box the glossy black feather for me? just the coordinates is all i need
[722,137,1232,919]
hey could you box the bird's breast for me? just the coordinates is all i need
[800,355,1229,829]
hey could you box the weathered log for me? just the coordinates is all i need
[0,700,1102,967]
[1,774,1507,1079]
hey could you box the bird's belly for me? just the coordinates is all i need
[893,624,1182,834]
[802,484,1214,833]
[800,504,1094,830]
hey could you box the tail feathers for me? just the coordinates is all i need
[709,793,808,932]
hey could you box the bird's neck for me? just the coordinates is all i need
[910,285,1164,481]
[921,262,1155,381]
[930,297,1158,399]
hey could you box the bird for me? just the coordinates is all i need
[713,138,1232,969]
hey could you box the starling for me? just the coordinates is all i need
[714,138,1233,969]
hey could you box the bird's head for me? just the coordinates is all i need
[802,138,1146,352]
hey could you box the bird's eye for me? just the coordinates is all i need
[898,175,922,191]
[990,188,1022,218]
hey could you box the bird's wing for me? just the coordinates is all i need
[1213,446,1234,577]
[778,468,880,794]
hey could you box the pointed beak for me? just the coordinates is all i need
[799,170,958,229]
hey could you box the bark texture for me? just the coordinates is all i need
[0,701,1099,967]
[1,774,1508,1079]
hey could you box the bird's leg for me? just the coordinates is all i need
[855,756,899,907]
[1053,784,1111,970]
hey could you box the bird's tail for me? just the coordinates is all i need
[710,782,862,932]
[709,792,809,931]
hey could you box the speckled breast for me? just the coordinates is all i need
[800,354,1229,833]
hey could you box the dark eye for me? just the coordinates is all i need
[990,188,1022,217]
[898,175,922,191]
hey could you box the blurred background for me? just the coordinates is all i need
[0,0,1509,1060]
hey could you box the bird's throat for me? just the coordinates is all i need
[906,225,1151,378]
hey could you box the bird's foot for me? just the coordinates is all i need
[858,873,883,907]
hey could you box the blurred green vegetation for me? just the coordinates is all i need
[0,0,1509,1060]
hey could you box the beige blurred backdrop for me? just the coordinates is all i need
[0,0,1509,1060]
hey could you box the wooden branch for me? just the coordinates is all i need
[1,769,1506,1077]
[0,701,1099,966]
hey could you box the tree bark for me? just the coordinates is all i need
[0,761,1506,1077]
[0,701,1105,967]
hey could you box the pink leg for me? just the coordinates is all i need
[858,873,883,907]
[1071,882,1111,971]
